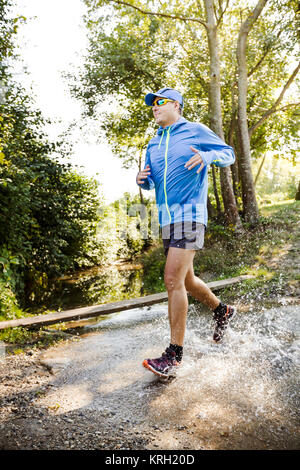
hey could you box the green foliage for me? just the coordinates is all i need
[195,199,299,280]
[141,199,299,292]
[0,326,66,351]
[0,0,104,318]
[254,154,299,200]
[140,244,165,293]
[0,279,23,321]
[0,247,19,288]
[0,247,24,320]
[74,0,299,169]
[0,0,26,78]
[71,0,299,225]
[0,102,103,306]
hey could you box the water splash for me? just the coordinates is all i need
[40,301,299,449]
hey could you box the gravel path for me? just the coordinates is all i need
[0,350,148,450]
[1,235,299,451]
[0,301,299,451]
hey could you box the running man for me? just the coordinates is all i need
[136,87,236,378]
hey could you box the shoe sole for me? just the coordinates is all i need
[213,307,237,343]
[142,359,178,378]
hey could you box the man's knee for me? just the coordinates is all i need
[164,271,184,291]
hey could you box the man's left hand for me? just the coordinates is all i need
[185,146,205,174]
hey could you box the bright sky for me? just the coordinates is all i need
[12,0,138,203]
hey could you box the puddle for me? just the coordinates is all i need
[39,302,299,448]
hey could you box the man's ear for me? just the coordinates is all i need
[175,101,180,112]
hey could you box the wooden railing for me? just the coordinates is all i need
[0,275,252,330]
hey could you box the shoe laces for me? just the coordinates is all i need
[213,311,227,327]
[161,347,176,362]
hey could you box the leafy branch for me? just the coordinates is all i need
[108,0,208,29]
[249,62,300,137]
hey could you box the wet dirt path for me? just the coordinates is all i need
[1,301,298,450]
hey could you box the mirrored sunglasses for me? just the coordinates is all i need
[152,97,175,107]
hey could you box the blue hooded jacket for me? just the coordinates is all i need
[137,117,235,227]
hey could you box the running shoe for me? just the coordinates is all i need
[213,305,236,343]
[142,347,180,378]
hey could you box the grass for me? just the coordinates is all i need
[141,199,299,299]
[0,326,68,355]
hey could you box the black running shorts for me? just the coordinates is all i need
[162,221,205,256]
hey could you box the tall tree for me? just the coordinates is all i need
[235,0,299,222]
[73,0,299,226]
[236,0,268,223]
[204,0,242,228]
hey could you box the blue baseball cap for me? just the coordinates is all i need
[145,87,184,108]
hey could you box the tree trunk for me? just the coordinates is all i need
[138,149,144,205]
[236,0,268,223]
[204,0,242,229]
[231,158,241,206]
[207,195,216,218]
[228,82,242,208]
[254,153,267,186]
[212,165,222,217]
[295,181,300,201]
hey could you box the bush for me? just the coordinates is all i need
[0,248,24,320]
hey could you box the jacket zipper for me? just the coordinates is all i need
[163,127,172,224]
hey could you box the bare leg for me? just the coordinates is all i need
[185,263,220,310]
[164,248,196,346]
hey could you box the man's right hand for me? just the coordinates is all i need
[136,164,151,184]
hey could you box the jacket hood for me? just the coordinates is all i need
[157,117,187,135]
